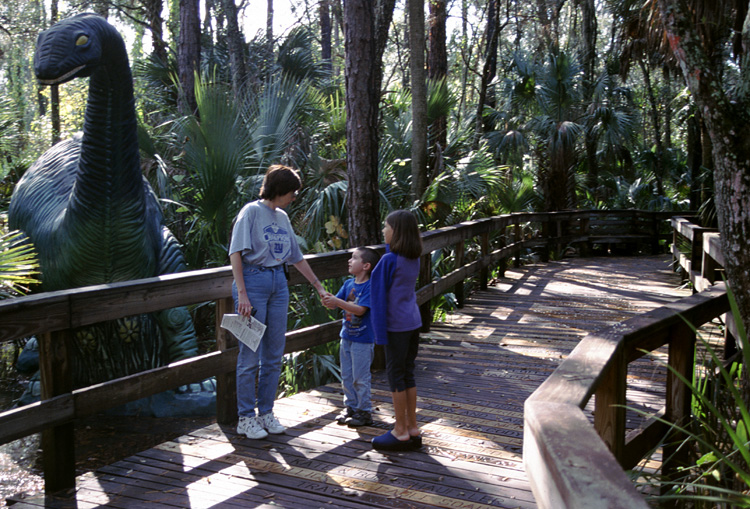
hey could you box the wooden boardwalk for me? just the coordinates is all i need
[10,255,691,509]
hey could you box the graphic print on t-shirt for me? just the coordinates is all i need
[345,288,362,327]
[263,222,292,262]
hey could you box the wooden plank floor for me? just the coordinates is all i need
[10,255,691,509]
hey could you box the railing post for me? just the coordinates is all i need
[594,349,627,464]
[651,213,660,254]
[580,213,591,257]
[215,297,237,425]
[454,241,465,308]
[514,219,522,268]
[541,218,550,263]
[496,219,507,279]
[39,329,76,494]
[419,253,432,332]
[480,232,489,290]
[662,321,696,495]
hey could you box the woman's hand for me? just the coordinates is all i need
[236,291,253,318]
[321,292,337,309]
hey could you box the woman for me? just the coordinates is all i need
[229,164,325,439]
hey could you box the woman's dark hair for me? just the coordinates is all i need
[386,210,423,259]
[260,165,302,200]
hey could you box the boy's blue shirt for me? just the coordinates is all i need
[336,277,373,343]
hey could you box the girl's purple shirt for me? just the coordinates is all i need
[370,245,422,345]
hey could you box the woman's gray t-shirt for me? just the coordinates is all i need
[228,200,304,267]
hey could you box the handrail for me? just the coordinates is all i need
[524,215,728,508]
[0,209,678,493]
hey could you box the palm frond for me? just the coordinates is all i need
[0,230,40,299]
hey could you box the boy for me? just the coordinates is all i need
[322,247,380,427]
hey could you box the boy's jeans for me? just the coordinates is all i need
[340,338,374,412]
[232,264,289,417]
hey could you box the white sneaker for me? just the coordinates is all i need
[259,412,286,434]
[237,415,268,439]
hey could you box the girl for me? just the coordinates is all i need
[229,165,325,439]
[370,210,424,451]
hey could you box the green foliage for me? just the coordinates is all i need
[0,229,40,299]
[279,340,341,399]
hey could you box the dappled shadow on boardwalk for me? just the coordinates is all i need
[12,255,689,508]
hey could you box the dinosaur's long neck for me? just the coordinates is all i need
[77,37,140,205]
[67,31,156,281]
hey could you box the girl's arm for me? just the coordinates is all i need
[230,251,253,317]
[370,254,395,345]
[292,258,326,296]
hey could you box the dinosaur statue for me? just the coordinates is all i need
[8,13,201,399]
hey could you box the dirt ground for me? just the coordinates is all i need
[2,414,217,507]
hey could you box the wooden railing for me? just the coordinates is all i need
[524,215,730,508]
[670,216,722,292]
[0,209,676,494]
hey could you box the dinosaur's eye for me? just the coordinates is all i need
[76,35,88,46]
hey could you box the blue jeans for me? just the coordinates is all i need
[232,264,289,417]
[340,339,374,412]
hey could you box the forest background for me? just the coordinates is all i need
[3,0,750,347]
[1,0,750,504]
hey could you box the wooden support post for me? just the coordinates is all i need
[540,219,550,263]
[454,241,465,308]
[514,221,522,268]
[39,329,76,494]
[662,322,696,496]
[497,234,506,279]
[594,350,627,464]
[651,215,660,254]
[580,214,591,257]
[419,253,432,332]
[215,297,238,425]
[479,232,489,290]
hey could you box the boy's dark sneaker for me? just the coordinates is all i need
[336,407,354,425]
[346,410,373,427]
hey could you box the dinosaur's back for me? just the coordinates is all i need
[9,134,81,240]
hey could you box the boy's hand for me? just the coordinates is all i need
[321,292,337,309]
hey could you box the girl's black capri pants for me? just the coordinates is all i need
[384,329,420,392]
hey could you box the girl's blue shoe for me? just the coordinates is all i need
[372,431,412,451]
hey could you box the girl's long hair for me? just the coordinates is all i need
[387,210,423,259]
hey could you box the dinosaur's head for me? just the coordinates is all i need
[34,13,118,86]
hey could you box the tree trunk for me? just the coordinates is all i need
[224,0,248,100]
[267,0,274,57]
[50,0,60,145]
[332,0,343,76]
[457,0,471,125]
[473,0,500,149]
[344,0,382,246]
[639,57,664,196]
[320,0,332,74]
[686,106,702,211]
[657,0,750,333]
[535,0,554,52]
[144,0,168,63]
[409,0,428,201]
[579,0,598,195]
[178,0,200,115]
[428,0,447,181]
